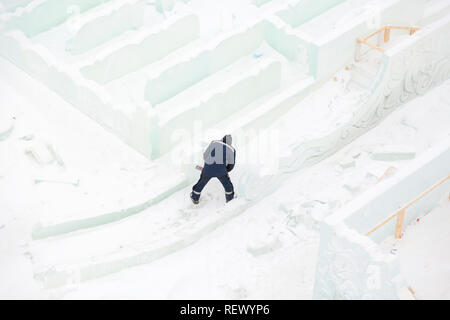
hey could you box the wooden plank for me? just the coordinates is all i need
[388,26,420,31]
[377,166,397,182]
[365,174,449,238]
[384,28,390,42]
[403,174,450,210]
[356,26,421,61]
[363,27,384,41]
[362,40,384,53]
[395,208,405,239]
[408,286,417,299]
[355,40,361,62]
[365,213,398,236]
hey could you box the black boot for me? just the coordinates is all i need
[225,192,235,203]
[190,192,199,204]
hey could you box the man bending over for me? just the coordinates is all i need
[190,134,236,204]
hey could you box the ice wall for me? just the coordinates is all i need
[80,13,200,84]
[154,59,282,157]
[67,0,146,55]
[264,16,314,65]
[4,0,114,37]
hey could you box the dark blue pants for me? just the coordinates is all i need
[192,173,234,202]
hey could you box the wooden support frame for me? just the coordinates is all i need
[378,166,397,182]
[355,25,420,61]
[394,208,405,239]
[384,27,391,43]
[365,174,450,238]
[408,286,417,299]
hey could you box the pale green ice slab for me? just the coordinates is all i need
[153,59,282,157]
[67,0,146,55]
[145,21,265,105]
[80,13,200,84]
[0,0,34,12]
[32,176,190,239]
[6,0,114,37]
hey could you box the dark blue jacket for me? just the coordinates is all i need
[202,140,236,177]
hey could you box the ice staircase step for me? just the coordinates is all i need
[350,61,380,89]
[351,71,374,89]
[354,62,379,77]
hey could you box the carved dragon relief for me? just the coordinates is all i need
[314,230,400,299]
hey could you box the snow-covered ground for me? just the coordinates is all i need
[390,197,450,300]
[1,52,449,298]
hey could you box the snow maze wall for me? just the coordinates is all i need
[1,0,450,292]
